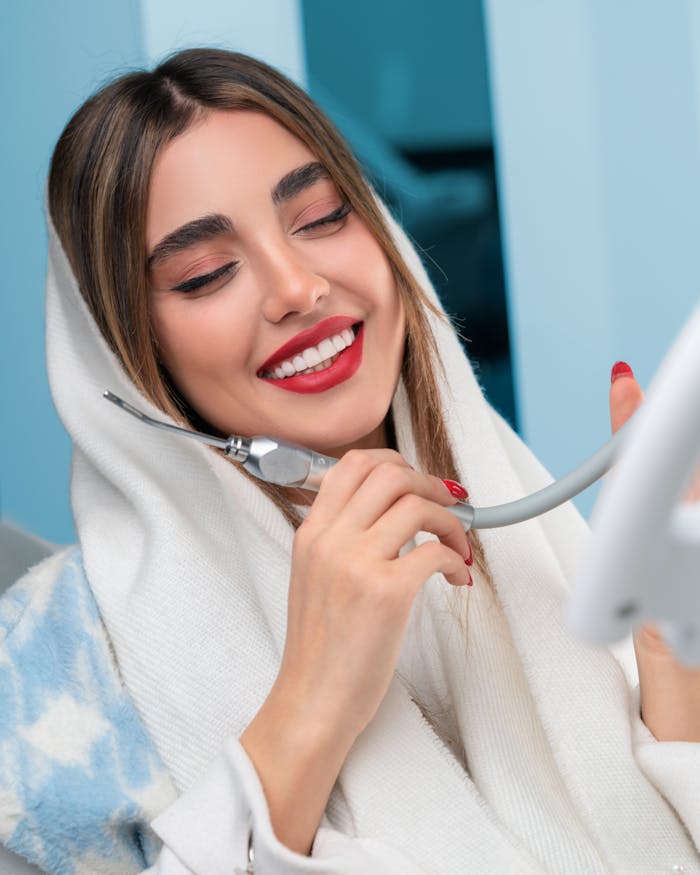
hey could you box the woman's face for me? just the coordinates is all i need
[146,109,406,458]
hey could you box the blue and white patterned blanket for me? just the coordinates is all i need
[0,548,177,874]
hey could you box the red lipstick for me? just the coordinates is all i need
[259,322,364,394]
[258,315,360,374]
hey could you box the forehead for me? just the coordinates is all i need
[146,110,318,247]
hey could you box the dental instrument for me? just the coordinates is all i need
[103,389,632,533]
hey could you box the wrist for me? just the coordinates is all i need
[263,679,358,763]
[239,683,357,855]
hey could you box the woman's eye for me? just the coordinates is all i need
[171,261,238,294]
[295,202,352,235]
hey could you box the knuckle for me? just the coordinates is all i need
[375,461,412,489]
[342,448,373,474]
[342,558,396,602]
[385,448,408,465]
[368,573,403,613]
[415,540,454,576]
[420,539,444,562]
[397,491,424,514]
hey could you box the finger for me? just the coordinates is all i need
[609,361,645,433]
[370,492,471,567]
[394,538,472,590]
[608,362,700,503]
[308,448,413,523]
[341,461,462,533]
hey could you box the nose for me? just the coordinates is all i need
[259,241,331,323]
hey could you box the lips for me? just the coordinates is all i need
[260,321,365,394]
[258,315,361,375]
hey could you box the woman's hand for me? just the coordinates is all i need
[240,450,472,854]
[609,361,700,741]
[277,448,472,741]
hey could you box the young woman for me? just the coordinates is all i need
[1,48,698,875]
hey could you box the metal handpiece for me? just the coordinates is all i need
[103,392,232,451]
[255,439,475,528]
[241,436,337,487]
[103,392,337,485]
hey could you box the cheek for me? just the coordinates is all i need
[151,295,250,385]
[327,226,398,302]
[357,238,403,325]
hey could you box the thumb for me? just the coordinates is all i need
[610,361,645,433]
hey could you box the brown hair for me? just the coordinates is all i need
[48,48,489,600]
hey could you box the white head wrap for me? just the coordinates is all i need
[45,189,692,871]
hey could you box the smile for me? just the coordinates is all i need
[259,322,364,394]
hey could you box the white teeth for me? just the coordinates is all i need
[295,352,341,376]
[302,346,322,368]
[317,338,337,360]
[263,326,359,380]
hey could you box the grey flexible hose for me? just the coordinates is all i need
[469,418,632,529]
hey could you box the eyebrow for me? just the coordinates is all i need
[146,214,233,271]
[146,161,331,270]
[271,161,330,205]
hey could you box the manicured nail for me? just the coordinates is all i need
[465,569,473,586]
[464,540,473,566]
[611,361,634,384]
[442,479,469,500]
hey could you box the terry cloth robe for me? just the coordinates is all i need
[1,196,700,874]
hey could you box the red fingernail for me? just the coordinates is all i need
[611,361,634,384]
[442,479,469,500]
[465,569,473,586]
[465,541,473,566]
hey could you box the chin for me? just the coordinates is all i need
[297,413,389,456]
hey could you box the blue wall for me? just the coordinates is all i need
[485,0,700,519]
[1,1,306,546]
[0,1,145,544]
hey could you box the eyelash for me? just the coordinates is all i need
[296,201,352,234]
[172,202,353,294]
[173,261,237,294]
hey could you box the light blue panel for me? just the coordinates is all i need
[484,0,700,519]
[0,3,145,545]
[140,0,306,84]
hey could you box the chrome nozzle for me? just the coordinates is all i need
[102,390,245,457]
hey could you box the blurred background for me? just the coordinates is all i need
[2,0,700,550]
